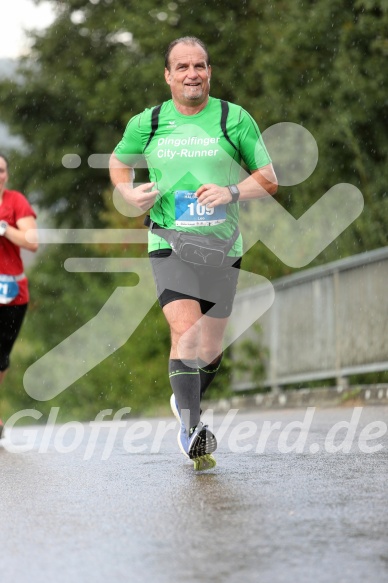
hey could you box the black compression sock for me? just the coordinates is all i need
[169,359,201,429]
[198,353,223,400]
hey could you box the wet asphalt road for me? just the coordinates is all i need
[0,405,387,583]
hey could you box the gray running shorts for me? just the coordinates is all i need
[149,250,242,318]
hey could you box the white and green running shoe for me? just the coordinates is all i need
[170,394,217,470]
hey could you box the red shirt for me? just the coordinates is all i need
[0,189,37,306]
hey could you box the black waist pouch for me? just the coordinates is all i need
[145,217,240,267]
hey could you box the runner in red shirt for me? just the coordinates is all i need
[0,153,38,435]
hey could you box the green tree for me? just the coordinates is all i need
[0,0,386,419]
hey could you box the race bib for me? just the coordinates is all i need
[174,190,227,227]
[0,275,19,304]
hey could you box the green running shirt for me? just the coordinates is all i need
[114,97,271,254]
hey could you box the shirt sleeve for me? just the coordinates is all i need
[13,192,37,222]
[114,113,148,166]
[237,109,272,171]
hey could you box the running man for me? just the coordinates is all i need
[109,37,277,470]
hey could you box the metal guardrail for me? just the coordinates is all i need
[232,247,388,391]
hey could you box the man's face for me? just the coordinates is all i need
[164,43,211,107]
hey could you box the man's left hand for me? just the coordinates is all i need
[195,184,232,207]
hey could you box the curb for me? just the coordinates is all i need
[203,384,388,412]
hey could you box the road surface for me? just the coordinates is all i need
[0,405,387,583]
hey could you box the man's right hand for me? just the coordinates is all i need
[119,182,160,211]
[109,153,159,211]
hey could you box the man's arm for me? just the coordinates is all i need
[109,153,159,212]
[195,163,278,208]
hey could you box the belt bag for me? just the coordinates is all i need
[149,221,240,267]
[0,273,25,304]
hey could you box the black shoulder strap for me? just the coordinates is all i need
[143,104,162,152]
[145,102,237,152]
[220,100,238,151]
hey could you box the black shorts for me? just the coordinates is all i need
[149,250,242,318]
[0,304,28,371]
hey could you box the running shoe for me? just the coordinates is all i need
[170,393,181,423]
[178,421,217,460]
[193,453,217,471]
[170,394,217,469]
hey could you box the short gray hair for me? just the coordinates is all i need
[164,37,210,70]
